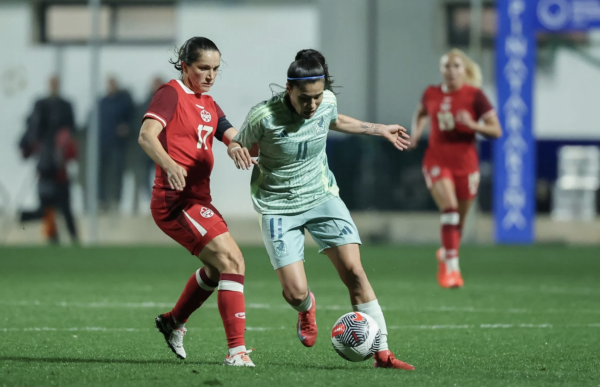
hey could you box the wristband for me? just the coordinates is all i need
[228,146,241,157]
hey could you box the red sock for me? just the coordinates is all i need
[171,267,217,323]
[217,274,246,349]
[441,209,460,260]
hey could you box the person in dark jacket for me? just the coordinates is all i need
[98,76,134,212]
[19,76,79,244]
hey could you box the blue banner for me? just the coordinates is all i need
[494,0,537,244]
[535,0,600,31]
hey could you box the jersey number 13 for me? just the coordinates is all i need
[437,112,455,131]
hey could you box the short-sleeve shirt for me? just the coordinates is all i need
[233,90,339,215]
[420,84,495,173]
[144,79,233,203]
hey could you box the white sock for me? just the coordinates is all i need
[290,291,312,312]
[171,316,185,330]
[440,248,460,273]
[446,257,460,272]
[353,299,388,351]
[229,345,247,356]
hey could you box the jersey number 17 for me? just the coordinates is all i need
[197,125,214,150]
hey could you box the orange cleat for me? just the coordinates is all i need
[373,350,415,370]
[436,248,464,289]
[436,247,447,285]
[297,292,317,347]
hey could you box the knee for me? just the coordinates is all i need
[203,265,221,283]
[439,199,458,212]
[282,288,309,305]
[215,250,245,275]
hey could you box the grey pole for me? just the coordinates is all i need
[463,0,484,243]
[469,0,483,62]
[86,0,101,243]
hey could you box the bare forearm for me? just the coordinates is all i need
[222,127,238,147]
[411,114,428,138]
[138,133,175,170]
[469,121,502,138]
[332,114,385,137]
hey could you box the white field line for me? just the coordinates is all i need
[0,326,288,332]
[265,282,600,296]
[2,300,600,315]
[2,323,600,333]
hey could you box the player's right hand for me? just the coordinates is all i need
[229,144,258,170]
[166,162,187,191]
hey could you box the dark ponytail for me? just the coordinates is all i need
[170,37,220,73]
[287,49,334,91]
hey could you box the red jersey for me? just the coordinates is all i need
[144,79,231,203]
[421,84,495,174]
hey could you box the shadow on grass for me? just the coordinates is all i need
[266,362,352,371]
[0,356,221,366]
[1,356,355,371]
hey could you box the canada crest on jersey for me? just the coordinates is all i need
[200,207,214,218]
[196,105,212,123]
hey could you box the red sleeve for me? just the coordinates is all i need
[215,102,226,118]
[473,89,495,120]
[143,85,178,128]
[420,87,430,107]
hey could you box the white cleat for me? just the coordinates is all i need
[223,350,255,367]
[155,314,187,360]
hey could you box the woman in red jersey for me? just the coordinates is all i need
[410,49,502,289]
[138,37,257,366]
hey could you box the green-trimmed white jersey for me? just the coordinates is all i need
[233,90,339,214]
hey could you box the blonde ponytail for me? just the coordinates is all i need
[444,49,483,88]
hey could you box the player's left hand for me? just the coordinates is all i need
[383,125,411,151]
[229,144,258,170]
[456,110,477,130]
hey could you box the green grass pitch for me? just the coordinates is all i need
[1,245,599,386]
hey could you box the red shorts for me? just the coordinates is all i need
[151,195,229,256]
[422,159,480,201]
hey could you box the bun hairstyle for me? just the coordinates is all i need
[444,48,483,88]
[170,37,220,73]
[287,49,334,91]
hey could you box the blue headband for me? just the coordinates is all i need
[287,75,325,81]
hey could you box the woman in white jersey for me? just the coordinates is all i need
[228,49,415,370]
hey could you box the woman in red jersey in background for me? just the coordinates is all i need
[410,49,502,289]
[138,37,257,366]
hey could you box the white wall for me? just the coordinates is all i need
[534,44,600,140]
[318,0,369,122]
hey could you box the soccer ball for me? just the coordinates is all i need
[331,312,381,362]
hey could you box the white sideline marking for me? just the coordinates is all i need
[2,323,599,333]
[2,300,600,316]
[387,323,554,330]
[0,326,288,332]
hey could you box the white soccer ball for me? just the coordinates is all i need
[331,312,381,362]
